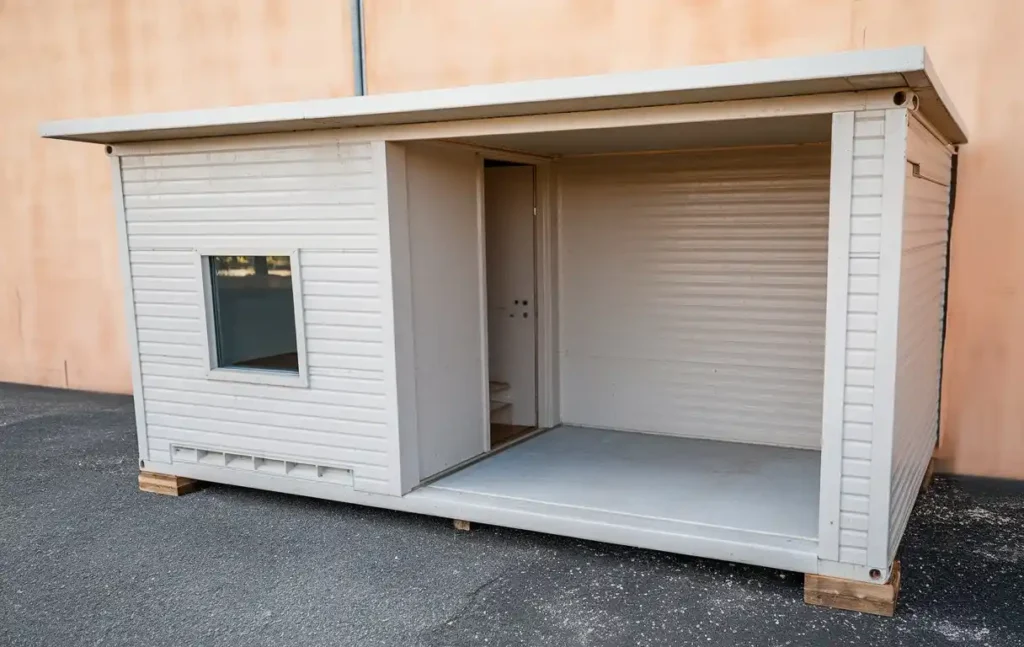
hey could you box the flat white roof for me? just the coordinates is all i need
[39,46,967,145]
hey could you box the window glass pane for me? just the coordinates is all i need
[209,255,298,372]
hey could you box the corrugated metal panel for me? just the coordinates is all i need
[120,143,394,494]
[889,116,952,560]
[558,146,829,449]
[835,110,887,565]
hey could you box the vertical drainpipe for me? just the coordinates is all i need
[350,0,367,95]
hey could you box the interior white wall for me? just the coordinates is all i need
[556,146,830,449]
[402,143,488,478]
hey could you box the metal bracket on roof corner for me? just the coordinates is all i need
[908,161,949,187]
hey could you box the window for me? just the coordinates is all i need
[198,251,308,387]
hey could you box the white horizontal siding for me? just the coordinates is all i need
[835,109,888,565]
[559,146,829,449]
[889,116,952,560]
[120,143,395,494]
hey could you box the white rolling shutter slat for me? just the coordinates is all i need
[559,146,830,449]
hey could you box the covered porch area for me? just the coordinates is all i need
[416,425,820,572]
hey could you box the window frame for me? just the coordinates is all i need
[194,248,309,388]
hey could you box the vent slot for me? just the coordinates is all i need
[286,462,318,479]
[254,458,286,475]
[317,466,354,485]
[225,454,252,469]
[169,445,354,487]
[171,446,198,463]
[198,450,225,466]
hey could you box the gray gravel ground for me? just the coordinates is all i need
[1,383,1021,646]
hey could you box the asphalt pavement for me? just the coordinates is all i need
[1,383,1020,646]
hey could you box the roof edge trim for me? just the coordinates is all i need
[39,46,967,145]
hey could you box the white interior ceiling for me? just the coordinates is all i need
[451,114,832,157]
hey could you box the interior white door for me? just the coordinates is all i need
[405,144,488,478]
[485,165,537,427]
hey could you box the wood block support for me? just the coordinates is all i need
[804,561,901,616]
[139,471,201,496]
[453,519,472,532]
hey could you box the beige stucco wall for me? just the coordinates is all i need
[0,0,353,392]
[368,0,1022,480]
[1,0,1020,477]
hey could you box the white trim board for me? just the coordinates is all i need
[867,109,910,575]
[105,90,903,158]
[109,155,149,464]
[40,47,966,145]
[475,157,491,451]
[534,163,558,429]
[375,141,420,494]
[817,111,855,562]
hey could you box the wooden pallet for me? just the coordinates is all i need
[138,471,201,496]
[804,561,901,616]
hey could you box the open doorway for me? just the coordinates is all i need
[483,160,538,448]
[398,143,550,482]
[421,140,829,562]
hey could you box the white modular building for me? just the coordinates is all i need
[41,46,966,590]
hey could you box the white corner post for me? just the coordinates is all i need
[109,153,150,465]
[375,140,421,494]
[818,105,909,583]
[817,111,854,566]
[866,108,909,574]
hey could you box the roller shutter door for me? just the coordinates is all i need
[559,146,829,449]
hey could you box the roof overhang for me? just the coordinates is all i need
[38,46,967,146]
